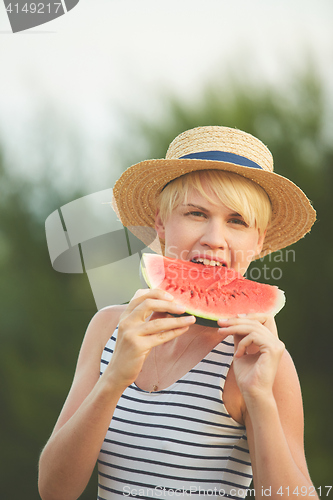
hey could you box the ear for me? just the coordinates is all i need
[256,229,267,257]
[155,209,165,240]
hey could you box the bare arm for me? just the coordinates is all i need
[244,350,317,499]
[38,305,125,500]
[38,290,195,500]
[218,316,318,500]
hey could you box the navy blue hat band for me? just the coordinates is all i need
[179,150,263,170]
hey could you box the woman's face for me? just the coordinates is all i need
[155,183,265,276]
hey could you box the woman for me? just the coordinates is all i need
[38,126,318,499]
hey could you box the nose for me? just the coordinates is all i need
[199,219,228,249]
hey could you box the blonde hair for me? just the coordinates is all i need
[156,170,272,234]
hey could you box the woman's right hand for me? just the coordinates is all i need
[105,289,196,389]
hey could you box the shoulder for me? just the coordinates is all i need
[85,304,127,352]
[50,304,127,435]
[226,349,303,427]
[244,348,304,420]
[77,303,128,370]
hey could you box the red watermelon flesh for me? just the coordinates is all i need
[141,253,285,325]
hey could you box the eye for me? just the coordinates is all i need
[229,217,248,227]
[185,210,207,218]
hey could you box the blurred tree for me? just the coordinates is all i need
[0,139,98,498]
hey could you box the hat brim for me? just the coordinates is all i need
[112,158,316,260]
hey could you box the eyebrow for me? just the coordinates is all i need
[181,203,243,218]
[181,203,209,212]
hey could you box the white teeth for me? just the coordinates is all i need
[194,258,224,267]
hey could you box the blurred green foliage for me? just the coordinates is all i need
[0,65,332,499]
[0,149,98,497]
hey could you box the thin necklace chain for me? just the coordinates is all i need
[151,331,203,392]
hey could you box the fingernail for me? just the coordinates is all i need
[184,315,196,322]
[164,292,174,300]
[237,313,246,318]
[175,304,186,312]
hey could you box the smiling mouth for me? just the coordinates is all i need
[190,258,227,267]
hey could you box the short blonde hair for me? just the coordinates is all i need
[156,170,272,234]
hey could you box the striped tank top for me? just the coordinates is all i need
[98,328,252,499]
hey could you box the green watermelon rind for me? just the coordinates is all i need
[174,290,286,321]
[141,254,286,323]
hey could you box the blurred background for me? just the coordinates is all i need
[0,0,332,498]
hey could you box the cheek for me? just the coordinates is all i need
[232,234,261,261]
[164,222,182,246]
[248,234,262,263]
[164,220,197,257]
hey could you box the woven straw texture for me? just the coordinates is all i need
[112,126,316,259]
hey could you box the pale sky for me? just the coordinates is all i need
[0,0,332,188]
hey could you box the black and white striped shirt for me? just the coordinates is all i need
[98,328,252,499]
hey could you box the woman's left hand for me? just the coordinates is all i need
[217,315,285,401]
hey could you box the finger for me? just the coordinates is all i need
[149,322,196,348]
[133,288,174,304]
[136,318,197,351]
[138,314,196,338]
[239,313,271,322]
[232,333,246,353]
[217,323,265,336]
[235,331,283,358]
[217,321,273,355]
[132,297,188,322]
[124,289,175,316]
[234,332,259,357]
[240,313,277,334]
[252,314,278,337]
[218,317,263,327]
[218,316,278,337]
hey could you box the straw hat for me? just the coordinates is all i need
[112,126,316,259]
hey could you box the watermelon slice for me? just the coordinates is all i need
[141,253,285,327]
